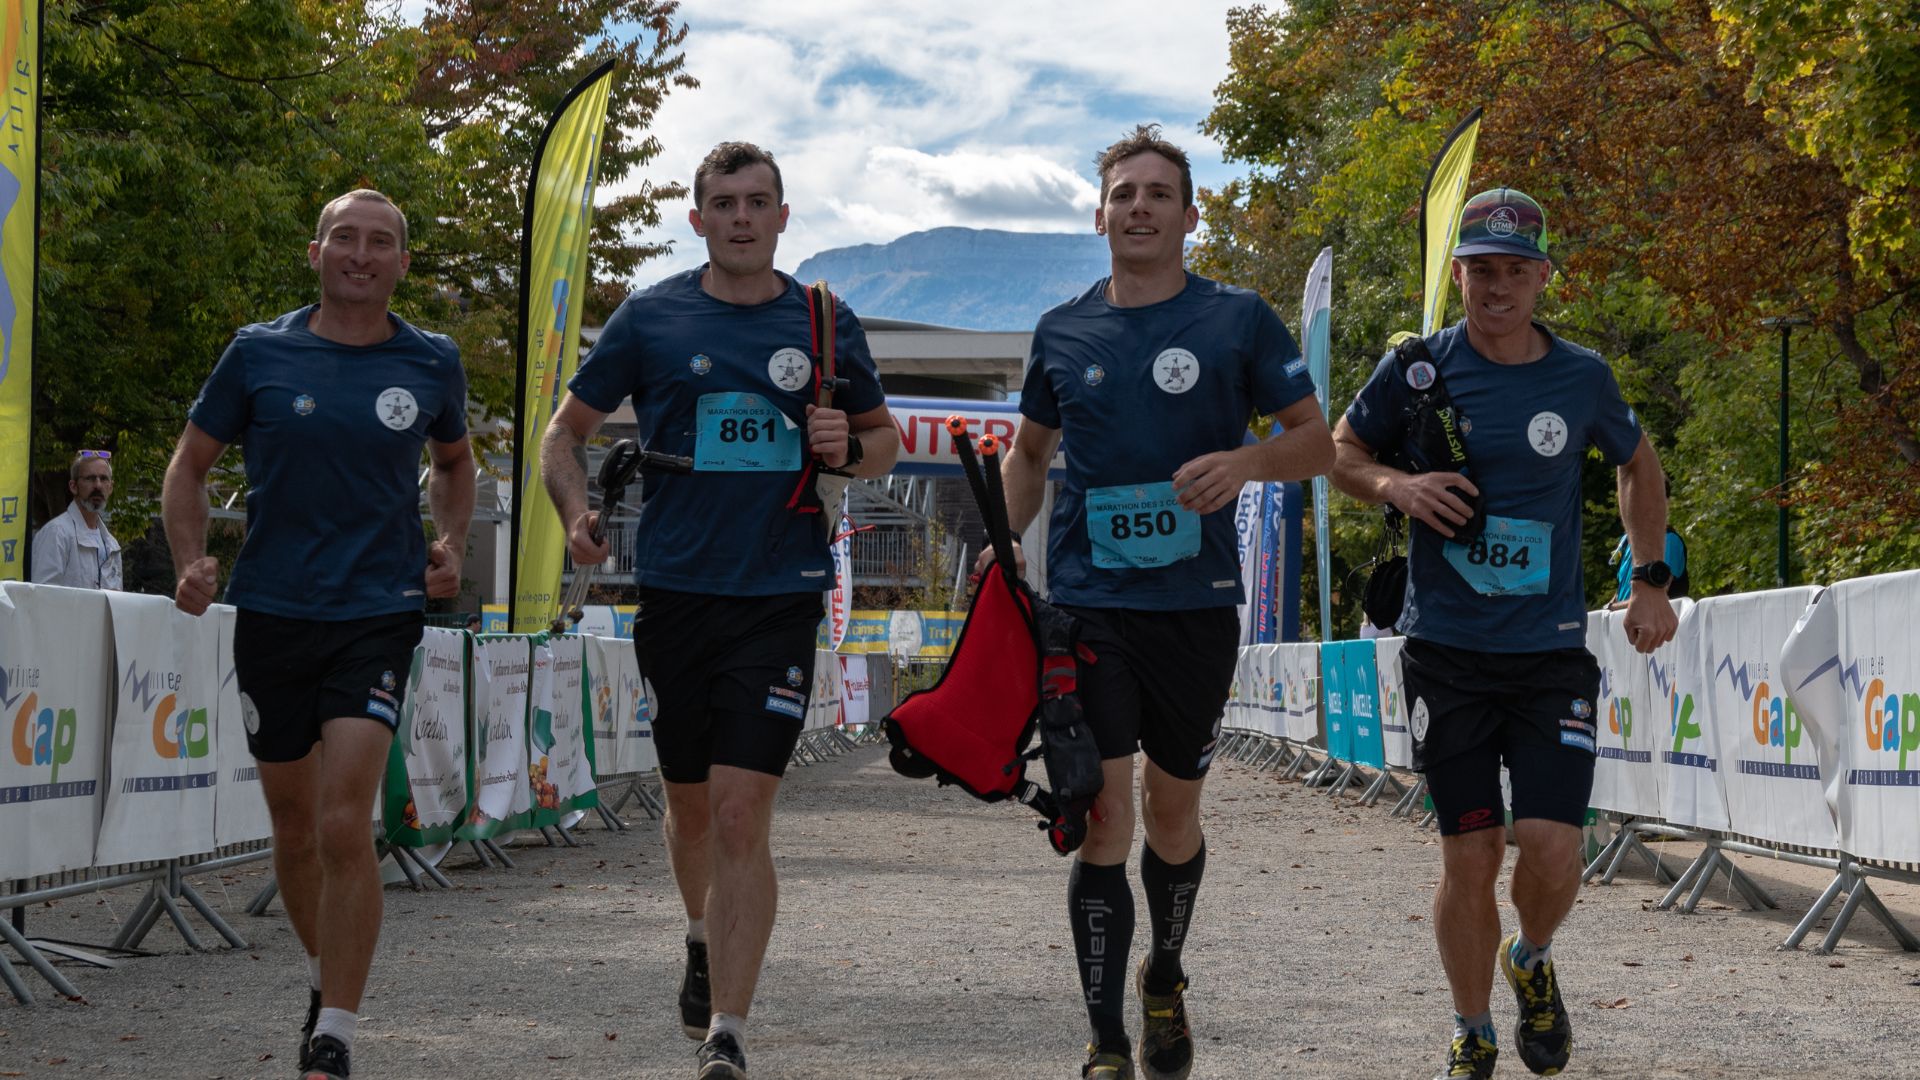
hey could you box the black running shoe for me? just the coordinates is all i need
[680,938,712,1040]
[1500,933,1572,1075]
[301,1034,350,1079]
[696,1029,747,1079]
[1433,1031,1497,1079]
[1082,1041,1134,1080]
[1134,958,1192,1080]
[298,988,321,1070]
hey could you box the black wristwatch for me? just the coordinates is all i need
[842,432,864,468]
[1630,560,1673,590]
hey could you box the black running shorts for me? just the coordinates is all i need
[233,608,426,763]
[631,588,824,784]
[1058,605,1239,782]
[1400,638,1601,836]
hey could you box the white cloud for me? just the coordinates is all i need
[612,1,1247,281]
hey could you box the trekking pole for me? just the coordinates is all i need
[975,434,1020,588]
[559,440,694,618]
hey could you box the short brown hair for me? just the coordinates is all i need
[1096,124,1193,208]
[314,189,408,249]
[694,142,783,209]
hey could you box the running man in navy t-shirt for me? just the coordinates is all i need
[1331,188,1677,1080]
[162,189,475,1080]
[540,142,898,1080]
[985,126,1333,1080]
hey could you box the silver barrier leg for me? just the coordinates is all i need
[481,839,516,869]
[1393,775,1427,818]
[608,783,637,815]
[0,917,82,1000]
[1782,870,1849,951]
[176,876,248,949]
[1359,769,1406,807]
[1815,868,1872,955]
[246,879,280,916]
[393,845,453,888]
[595,805,628,831]
[554,823,582,848]
[1657,847,1713,911]
[467,841,496,869]
[112,888,166,951]
[1586,828,1630,883]
[633,780,666,819]
[1853,878,1920,952]
[1725,861,1779,912]
[1678,849,1724,913]
[383,844,425,891]
[1324,762,1359,799]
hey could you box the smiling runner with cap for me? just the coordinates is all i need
[1330,187,1678,1080]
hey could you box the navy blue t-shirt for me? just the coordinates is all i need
[1021,273,1316,610]
[567,268,886,595]
[188,306,468,620]
[1344,321,1642,652]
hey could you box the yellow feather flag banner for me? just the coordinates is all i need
[0,0,39,580]
[1419,107,1482,336]
[510,60,617,633]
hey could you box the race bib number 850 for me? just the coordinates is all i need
[1086,481,1200,569]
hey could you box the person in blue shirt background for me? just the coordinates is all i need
[163,188,474,1080]
[985,125,1333,1080]
[541,141,898,1080]
[1611,479,1689,605]
[1332,188,1677,1080]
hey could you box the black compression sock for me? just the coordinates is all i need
[1140,841,1205,995]
[1068,857,1134,1050]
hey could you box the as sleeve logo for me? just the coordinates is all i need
[1152,348,1198,394]
[376,387,420,431]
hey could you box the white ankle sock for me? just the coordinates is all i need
[708,1011,745,1050]
[688,916,708,944]
[307,954,323,992]
[313,1007,356,1051]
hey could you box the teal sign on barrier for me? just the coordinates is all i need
[1323,641,1352,762]
[1345,639,1385,769]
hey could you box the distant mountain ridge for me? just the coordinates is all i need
[793,226,1115,331]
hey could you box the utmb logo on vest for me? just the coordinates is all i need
[124,663,210,760]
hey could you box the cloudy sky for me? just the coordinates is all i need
[623,1,1251,282]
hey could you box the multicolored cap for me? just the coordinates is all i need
[1453,187,1549,260]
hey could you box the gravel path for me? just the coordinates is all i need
[5,744,1919,1079]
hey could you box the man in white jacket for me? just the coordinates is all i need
[31,450,122,590]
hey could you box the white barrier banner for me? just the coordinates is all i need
[1782,570,1920,863]
[1275,642,1321,744]
[1375,636,1412,768]
[0,583,110,878]
[1691,587,1836,848]
[1243,646,1272,736]
[1662,601,1730,831]
[615,641,658,776]
[389,627,469,842]
[839,654,871,729]
[212,605,271,847]
[808,648,843,732]
[97,592,218,864]
[467,635,531,837]
[1226,648,1253,730]
[539,634,596,811]
[585,636,622,777]
[1590,609,1660,817]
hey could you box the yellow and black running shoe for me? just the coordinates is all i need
[1434,1031,1498,1079]
[1133,958,1192,1080]
[1500,932,1572,1075]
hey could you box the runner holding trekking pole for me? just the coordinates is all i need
[982,125,1333,1080]
[540,141,897,1080]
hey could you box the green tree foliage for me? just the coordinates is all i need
[31,0,694,527]
[1196,1,1918,623]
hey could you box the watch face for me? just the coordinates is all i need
[1638,561,1672,588]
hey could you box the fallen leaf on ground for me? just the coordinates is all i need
[1592,998,1633,1009]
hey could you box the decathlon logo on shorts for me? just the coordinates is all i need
[240,692,261,736]
[1406,360,1437,390]
[1152,349,1198,394]
[1527,411,1568,456]
[376,387,419,431]
[1411,697,1431,742]
[769,348,810,391]
[293,394,316,416]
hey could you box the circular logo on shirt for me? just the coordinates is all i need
[1405,360,1437,391]
[1152,348,1199,394]
[1459,416,1473,435]
[292,394,316,416]
[1488,206,1520,237]
[768,348,811,392]
[785,665,804,688]
[1083,364,1106,387]
[1411,697,1430,742]
[376,387,419,431]
[1527,411,1569,457]
[381,670,397,692]
[240,692,261,736]
[690,354,713,375]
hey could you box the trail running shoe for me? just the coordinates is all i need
[298,987,321,1069]
[696,1029,748,1079]
[1434,1031,1498,1079]
[1134,958,1192,1080]
[680,938,712,1040]
[300,1034,350,1079]
[1083,1042,1134,1080]
[1500,932,1572,1075]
